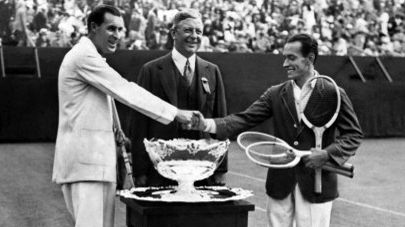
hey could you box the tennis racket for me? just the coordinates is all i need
[111,99,135,189]
[237,131,353,178]
[300,75,341,193]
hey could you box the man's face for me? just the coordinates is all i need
[91,12,125,54]
[172,17,203,57]
[282,41,312,80]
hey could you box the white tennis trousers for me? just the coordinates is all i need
[61,182,116,227]
[266,184,333,227]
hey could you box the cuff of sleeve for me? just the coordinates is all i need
[157,105,178,125]
[204,119,217,134]
[325,143,346,166]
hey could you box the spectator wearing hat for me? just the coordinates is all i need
[35,28,50,47]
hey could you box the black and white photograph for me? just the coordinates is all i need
[0,0,405,227]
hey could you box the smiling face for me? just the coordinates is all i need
[282,41,313,85]
[90,12,124,54]
[171,17,203,58]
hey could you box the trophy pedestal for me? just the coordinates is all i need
[120,197,255,227]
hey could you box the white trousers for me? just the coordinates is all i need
[266,184,333,227]
[61,182,116,227]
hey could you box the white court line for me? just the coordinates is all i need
[337,198,405,218]
[228,171,405,218]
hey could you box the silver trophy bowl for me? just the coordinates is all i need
[144,138,230,200]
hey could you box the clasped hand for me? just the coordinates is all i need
[175,109,207,130]
[302,148,330,169]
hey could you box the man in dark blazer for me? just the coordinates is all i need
[192,33,363,227]
[128,9,227,187]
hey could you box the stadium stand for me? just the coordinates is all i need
[1,0,405,56]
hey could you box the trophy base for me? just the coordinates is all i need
[118,186,253,203]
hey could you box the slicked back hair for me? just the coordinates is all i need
[286,33,319,64]
[87,4,121,34]
[171,9,202,30]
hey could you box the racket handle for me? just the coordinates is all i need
[327,162,354,172]
[315,169,322,193]
[322,162,354,178]
[315,162,354,193]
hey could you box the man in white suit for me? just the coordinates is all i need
[52,5,197,227]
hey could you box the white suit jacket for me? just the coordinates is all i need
[52,37,177,184]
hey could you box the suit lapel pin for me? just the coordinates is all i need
[201,77,211,94]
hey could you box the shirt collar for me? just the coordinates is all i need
[171,47,196,74]
[292,70,319,90]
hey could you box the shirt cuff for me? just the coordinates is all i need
[204,119,217,133]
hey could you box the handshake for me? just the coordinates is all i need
[175,109,207,131]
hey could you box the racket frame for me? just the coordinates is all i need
[245,141,302,168]
[245,140,353,177]
[237,131,285,149]
[300,75,341,193]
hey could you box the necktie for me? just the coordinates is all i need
[183,59,193,85]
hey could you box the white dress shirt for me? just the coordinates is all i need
[171,47,196,76]
[292,76,316,121]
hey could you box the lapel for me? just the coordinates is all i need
[280,80,299,127]
[157,53,178,106]
[195,56,210,110]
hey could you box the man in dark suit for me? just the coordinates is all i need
[192,33,363,227]
[128,9,227,187]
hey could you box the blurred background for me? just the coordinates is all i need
[2,0,405,56]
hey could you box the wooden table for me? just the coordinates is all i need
[120,197,255,227]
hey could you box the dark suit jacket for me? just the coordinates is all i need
[128,53,227,186]
[215,79,363,203]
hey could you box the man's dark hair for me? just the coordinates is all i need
[87,4,121,33]
[286,33,318,63]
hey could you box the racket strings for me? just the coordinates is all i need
[304,79,339,127]
[248,143,296,165]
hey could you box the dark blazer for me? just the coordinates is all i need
[128,53,227,186]
[215,79,363,203]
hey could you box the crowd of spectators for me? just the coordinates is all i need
[1,0,405,56]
